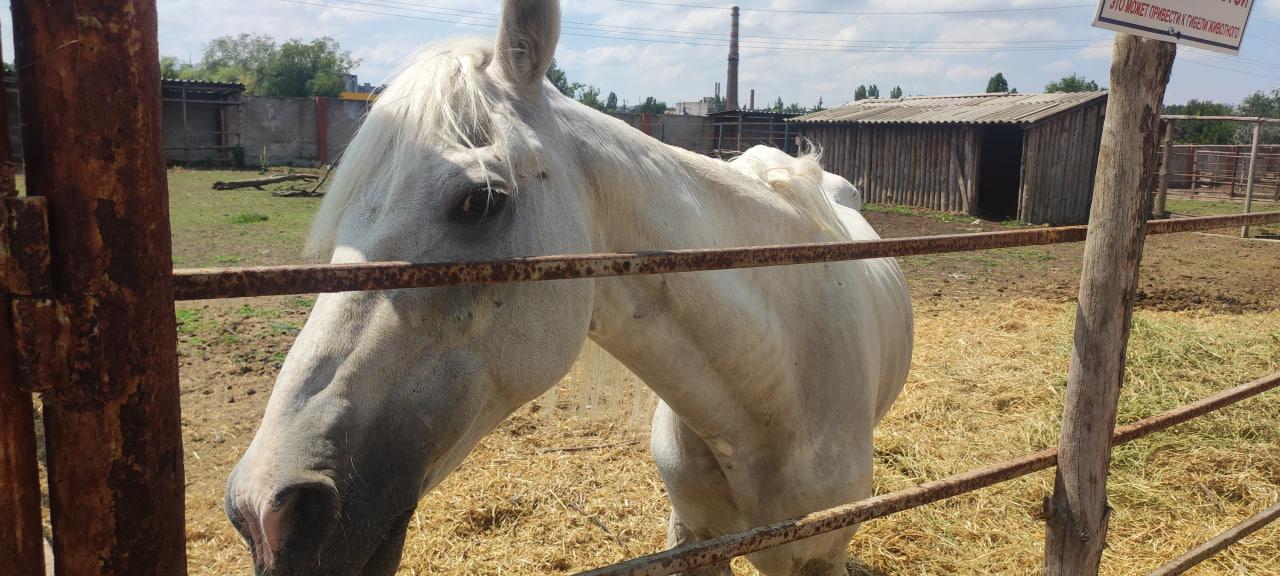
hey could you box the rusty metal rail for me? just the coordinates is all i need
[572,370,1280,576]
[1147,500,1280,576]
[173,212,1280,301]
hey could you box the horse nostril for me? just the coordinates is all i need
[261,480,341,569]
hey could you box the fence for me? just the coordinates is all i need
[2,5,1280,576]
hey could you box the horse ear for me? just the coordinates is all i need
[494,0,561,88]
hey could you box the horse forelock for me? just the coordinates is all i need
[305,38,509,260]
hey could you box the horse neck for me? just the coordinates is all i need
[556,102,826,439]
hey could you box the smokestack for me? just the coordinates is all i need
[750,89,755,111]
[726,6,740,112]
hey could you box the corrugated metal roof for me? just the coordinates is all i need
[790,91,1107,125]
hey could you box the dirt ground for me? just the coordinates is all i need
[165,201,1280,575]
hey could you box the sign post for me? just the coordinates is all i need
[1046,2,1256,575]
[1093,0,1256,55]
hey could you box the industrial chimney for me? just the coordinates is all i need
[726,6,740,112]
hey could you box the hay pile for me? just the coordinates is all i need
[183,298,1280,575]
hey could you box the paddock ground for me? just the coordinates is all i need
[93,169,1280,575]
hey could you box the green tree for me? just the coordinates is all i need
[254,38,358,98]
[890,86,903,99]
[1045,73,1101,93]
[812,97,825,112]
[636,97,668,115]
[1236,89,1280,144]
[986,72,1009,93]
[1163,100,1236,145]
[160,56,183,79]
[546,58,582,98]
[868,85,880,99]
[771,96,785,112]
[784,102,807,114]
[605,92,619,113]
[854,85,868,101]
[577,85,605,111]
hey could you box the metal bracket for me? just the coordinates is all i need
[2,196,62,393]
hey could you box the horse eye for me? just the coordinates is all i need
[458,187,510,222]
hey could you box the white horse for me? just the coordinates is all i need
[224,2,913,575]
[735,145,863,211]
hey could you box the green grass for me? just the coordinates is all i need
[1165,198,1249,217]
[230,212,270,225]
[168,168,323,268]
[862,203,1029,228]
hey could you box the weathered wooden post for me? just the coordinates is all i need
[1042,34,1176,575]
[1155,119,1174,218]
[0,14,48,574]
[1188,145,1198,195]
[11,1,188,575]
[1241,121,1262,238]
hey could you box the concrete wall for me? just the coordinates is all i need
[608,112,713,155]
[2,89,712,167]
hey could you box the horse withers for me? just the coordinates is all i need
[223,2,913,575]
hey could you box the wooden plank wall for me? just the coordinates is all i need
[802,123,980,214]
[1020,101,1106,224]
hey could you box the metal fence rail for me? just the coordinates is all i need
[1148,500,1280,576]
[574,371,1280,576]
[173,212,1280,301]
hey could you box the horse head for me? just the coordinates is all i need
[224,2,592,574]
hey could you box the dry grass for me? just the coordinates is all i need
[178,298,1280,576]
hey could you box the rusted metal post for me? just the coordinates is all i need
[1242,121,1262,238]
[0,14,46,575]
[1188,145,1198,195]
[1043,34,1175,576]
[1155,119,1173,218]
[11,2,187,575]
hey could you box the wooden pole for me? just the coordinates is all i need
[1189,145,1198,195]
[12,1,188,575]
[1155,119,1174,218]
[1241,122,1262,238]
[0,14,46,575]
[1042,34,1176,576]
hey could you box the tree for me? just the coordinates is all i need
[784,102,807,114]
[1236,89,1280,144]
[854,85,868,101]
[165,34,358,97]
[986,72,1009,93]
[868,85,880,99]
[636,97,668,115]
[605,92,619,113]
[577,85,605,111]
[1163,99,1236,145]
[812,97,825,112]
[771,96,785,112]
[255,37,357,98]
[546,58,582,98]
[1045,73,1101,93]
[890,86,903,99]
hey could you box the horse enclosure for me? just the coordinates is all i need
[3,4,1280,576]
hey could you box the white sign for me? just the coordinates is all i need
[1093,0,1256,55]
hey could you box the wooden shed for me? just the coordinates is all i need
[792,92,1108,224]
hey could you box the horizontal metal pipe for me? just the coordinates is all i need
[1146,500,1280,576]
[173,212,1280,301]
[574,371,1280,576]
[1161,115,1280,124]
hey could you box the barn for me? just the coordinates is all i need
[792,92,1108,224]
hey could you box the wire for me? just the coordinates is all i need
[611,0,1096,16]
[1179,58,1280,82]
[288,0,1105,54]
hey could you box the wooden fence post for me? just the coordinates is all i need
[11,2,188,575]
[1043,34,1176,576]
[1155,119,1174,218]
[1241,122,1262,238]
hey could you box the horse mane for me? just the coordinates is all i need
[305,38,502,259]
[730,145,849,239]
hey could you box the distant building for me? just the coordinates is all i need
[792,92,1109,224]
[670,97,720,116]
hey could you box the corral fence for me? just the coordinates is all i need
[1156,116,1280,238]
[1,6,1279,576]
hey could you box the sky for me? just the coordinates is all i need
[1,0,1279,108]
